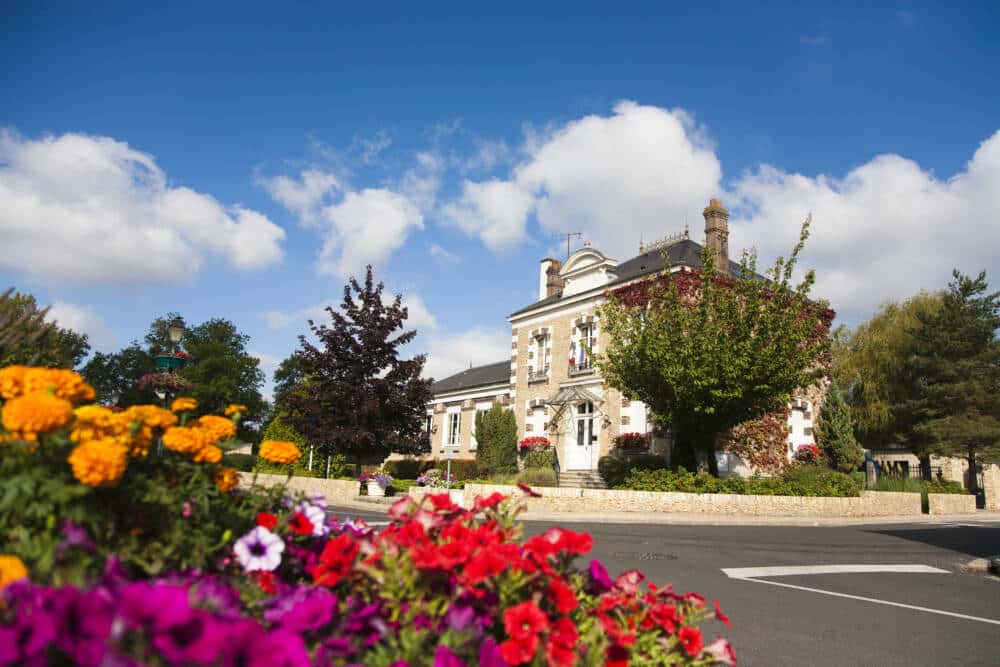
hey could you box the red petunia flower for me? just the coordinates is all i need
[473,492,507,511]
[548,577,579,614]
[678,626,704,656]
[503,601,549,641]
[256,570,277,594]
[428,493,460,512]
[256,512,278,530]
[312,533,360,587]
[516,482,543,498]
[288,512,314,536]
[500,635,539,665]
[713,599,731,627]
[605,643,629,667]
[547,617,579,667]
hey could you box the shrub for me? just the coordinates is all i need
[474,404,518,476]
[522,447,555,470]
[816,383,865,473]
[619,465,861,497]
[517,467,558,487]
[874,475,967,512]
[598,454,667,488]
[382,458,423,479]
[223,452,255,471]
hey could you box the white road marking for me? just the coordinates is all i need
[723,563,1000,626]
[737,577,1000,626]
[723,564,948,579]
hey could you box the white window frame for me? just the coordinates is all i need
[442,410,461,450]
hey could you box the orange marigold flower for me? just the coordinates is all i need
[125,405,178,429]
[2,392,74,440]
[162,426,210,455]
[67,438,128,487]
[259,439,302,465]
[193,444,223,464]
[0,367,95,403]
[224,403,248,417]
[171,397,198,412]
[214,466,239,492]
[192,415,237,443]
[0,555,29,591]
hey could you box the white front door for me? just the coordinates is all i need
[566,401,598,470]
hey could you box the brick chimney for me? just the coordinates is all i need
[703,198,730,275]
[538,258,563,300]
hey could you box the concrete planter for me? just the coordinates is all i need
[367,480,387,497]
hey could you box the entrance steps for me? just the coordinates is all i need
[558,470,607,489]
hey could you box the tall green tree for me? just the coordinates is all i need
[283,266,433,462]
[474,404,519,476]
[815,382,864,473]
[1,288,90,368]
[598,219,833,476]
[178,318,267,436]
[832,292,942,478]
[80,342,158,406]
[907,271,1000,495]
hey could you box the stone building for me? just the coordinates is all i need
[423,199,820,478]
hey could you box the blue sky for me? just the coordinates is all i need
[2,1,999,395]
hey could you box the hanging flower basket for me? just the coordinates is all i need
[137,371,192,394]
[613,432,650,452]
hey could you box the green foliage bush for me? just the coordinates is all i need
[619,465,861,497]
[517,468,558,487]
[522,448,555,470]
[598,454,667,488]
[222,453,255,472]
[474,404,518,476]
[874,475,966,512]
[382,457,481,480]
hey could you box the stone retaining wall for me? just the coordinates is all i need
[409,484,923,517]
[237,472,360,501]
[927,493,977,515]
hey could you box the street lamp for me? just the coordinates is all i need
[167,316,186,351]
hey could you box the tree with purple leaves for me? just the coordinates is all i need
[282,266,432,463]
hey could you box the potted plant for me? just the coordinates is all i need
[366,473,393,497]
[613,432,650,453]
[794,443,821,464]
[518,436,551,453]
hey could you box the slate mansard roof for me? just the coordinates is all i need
[431,360,510,395]
[510,238,709,318]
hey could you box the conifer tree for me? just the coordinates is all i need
[284,266,432,462]
[908,270,1000,495]
[815,383,864,473]
[475,404,518,476]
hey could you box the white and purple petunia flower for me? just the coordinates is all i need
[233,526,285,572]
[296,501,329,537]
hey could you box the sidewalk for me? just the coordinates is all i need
[329,496,1000,527]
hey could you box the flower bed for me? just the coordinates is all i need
[0,365,734,666]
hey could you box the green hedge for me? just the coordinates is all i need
[517,468,558,487]
[618,465,861,497]
[382,458,481,480]
[598,454,667,488]
[522,449,555,470]
[874,475,966,512]
[222,453,255,472]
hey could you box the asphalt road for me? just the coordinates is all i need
[329,505,1000,666]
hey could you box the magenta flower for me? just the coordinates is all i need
[434,645,467,667]
[589,559,614,593]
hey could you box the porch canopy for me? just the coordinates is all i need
[546,385,603,406]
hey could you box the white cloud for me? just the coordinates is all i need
[260,292,437,332]
[446,101,722,259]
[429,243,459,263]
[420,326,510,381]
[355,130,393,164]
[47,301,117,351]
[319,188,424,278]
[257,168,341,225]
[465,138,511,171]
[251,350,281,377]
[0,130,285,286]
[442,179,535,250]
[730,130,1000,323]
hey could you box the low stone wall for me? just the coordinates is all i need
[927,493,977,515]
[984,464,1000,512]
[416,484,923,517]
[238,472,360,501]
